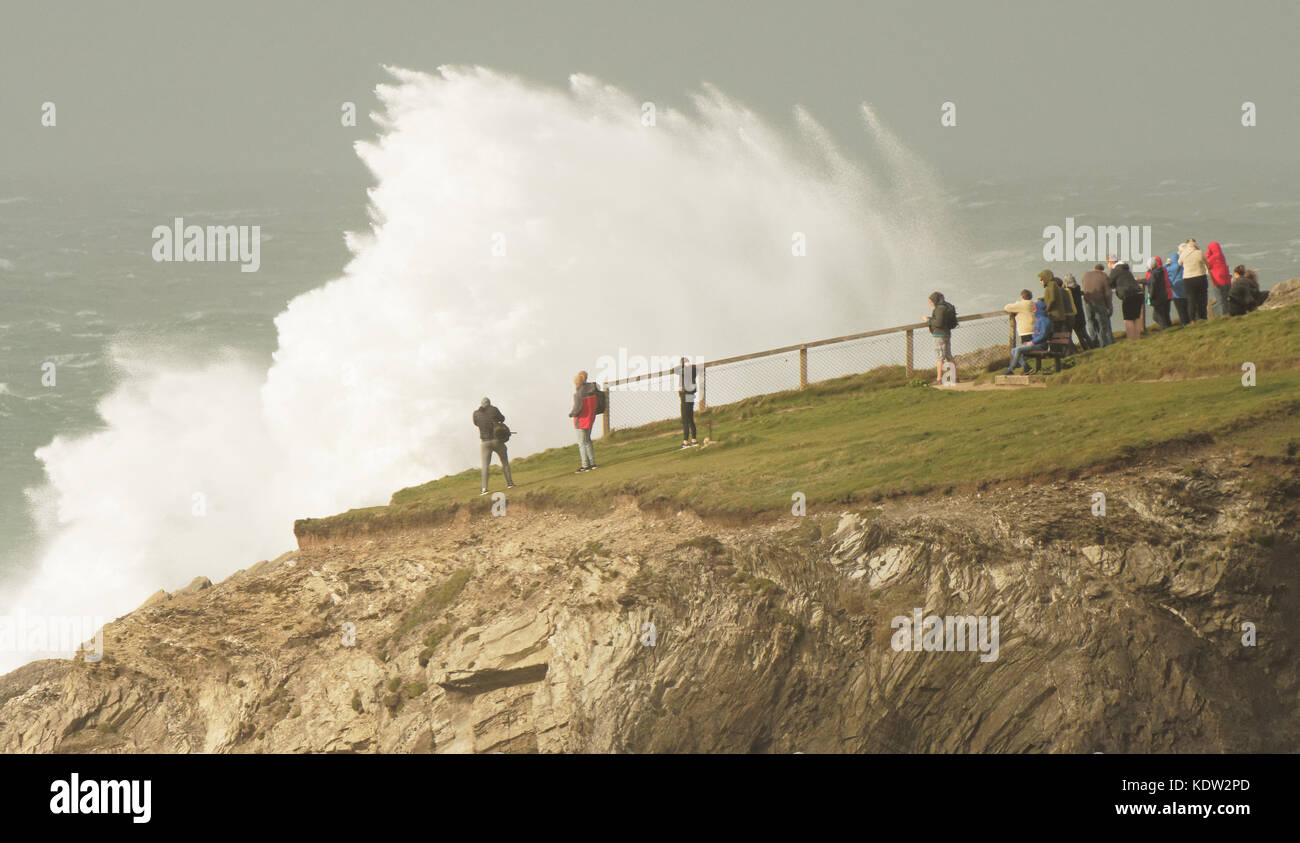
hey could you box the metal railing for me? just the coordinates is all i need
[602,310,1018,433]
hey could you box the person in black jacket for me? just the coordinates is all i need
[472,397,514,495]
[1228,266,1266,315]
[926,291,957,385]
[1107,256,1143,342]
[676,357,698,448]
[1062,274,1093,350]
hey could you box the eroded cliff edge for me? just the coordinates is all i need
[2,450,1296,753]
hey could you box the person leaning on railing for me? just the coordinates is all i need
[1004,289,1036,344]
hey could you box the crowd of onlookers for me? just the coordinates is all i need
[476,241,1273,487]
[924,239,1270,380]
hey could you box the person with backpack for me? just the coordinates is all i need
[676,356,699,448]
[472,397,514,495]
[925,291,958,385]
[569,370,602,472]
[1003,299,1052,375]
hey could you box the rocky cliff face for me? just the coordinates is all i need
[2,450,1296,753]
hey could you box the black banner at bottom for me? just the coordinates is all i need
[0,752,1286,830]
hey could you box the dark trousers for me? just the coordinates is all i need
[1151,298,1172,328]
[680,396,697,440]
[1070,314,1092,349]
[1172,297,1191,325]
[480,439,512,489]
[1185,276,1209,321]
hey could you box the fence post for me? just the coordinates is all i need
[698,365,707,410]
[905,329,914,377]
[798,345,808,389]
[602,388,610,437]
[1008,313,1016,348]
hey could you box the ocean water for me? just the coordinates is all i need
[0,173,362,581]
[1,67,1297,673]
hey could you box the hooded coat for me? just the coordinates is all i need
[1166,251,1187,299]
[1041,270,1068,321]
[1205,242,1232,289]
[569,381,600,430]
[1030,300,1052,344]
[472,403,505,441]
[1145,256,1171,302]
[926,293,956,338]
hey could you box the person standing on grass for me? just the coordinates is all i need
[1205,241,1233,317]
[1179,239,1211,323]
[1107,255,1143,342]
[1062,273,1092,350]
[1167,248,1190,325]
[1004,299,1051,375]
[1144,256,1172,329]
[1080,263,1114,347]
[1040,270,1069,336]
[676,356,699,448]
[926,291,958,384]
[1004,288,1036,344]
[472,397,514,496]
[569,370,601,473]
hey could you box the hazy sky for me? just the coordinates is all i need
[2,0,1298,186]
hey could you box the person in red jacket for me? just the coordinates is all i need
[569,370,601,473]
[1205,241,1232,318]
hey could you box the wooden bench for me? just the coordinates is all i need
[1021,330,1074,373]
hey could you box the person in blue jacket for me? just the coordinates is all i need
[1167,249,1190,325]
[1004,299,1052,375]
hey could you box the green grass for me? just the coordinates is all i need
[383,569,471,652]
[1055,304,1300,384]
[297,304,1300,535]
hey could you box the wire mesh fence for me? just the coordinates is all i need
[702,352,801,407]
[605,312,1015,433]
[948,315,1015,374]
[806,332,907,383]
[606,373,683,430]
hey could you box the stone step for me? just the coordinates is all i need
[994,374,1046,386]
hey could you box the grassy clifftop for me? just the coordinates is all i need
[296,303,1300,543]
